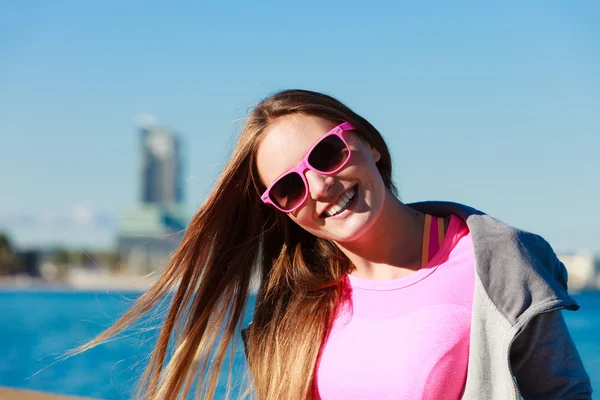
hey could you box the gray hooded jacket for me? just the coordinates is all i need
[410,201,592,399]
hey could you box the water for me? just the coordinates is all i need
[0,290,598,399]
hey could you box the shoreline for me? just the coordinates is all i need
[0,273,157,292]
[0,269,260,293]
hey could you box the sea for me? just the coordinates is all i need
[0,290,598,399]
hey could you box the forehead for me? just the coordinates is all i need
[256,115,337,186]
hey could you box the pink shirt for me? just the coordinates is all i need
[315,215,475,400]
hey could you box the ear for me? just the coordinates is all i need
[371,145,381,163]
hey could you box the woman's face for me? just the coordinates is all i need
[256,114,387,243]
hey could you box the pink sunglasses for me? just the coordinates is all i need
[261,121,356,213]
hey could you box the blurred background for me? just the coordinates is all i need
[1,1,598,398]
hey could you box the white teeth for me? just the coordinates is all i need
[325,187,356,217]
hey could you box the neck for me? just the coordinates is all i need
[335,192,425,280]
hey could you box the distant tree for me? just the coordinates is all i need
[94,250,120,270]
[107,250,122,272]
[111,250,121,266]
[0,232,11,251]
[0,232,15,275]
[69,250,84,266]
[66,249,97,267]
[80,249,96,268]
[53,248,70,266]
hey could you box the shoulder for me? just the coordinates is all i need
[466,210,569,290]
[409,200,558,262]
[409,201,578,323]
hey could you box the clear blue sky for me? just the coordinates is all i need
[1,1,599,253]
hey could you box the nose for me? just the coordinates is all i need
[305,170,335,201]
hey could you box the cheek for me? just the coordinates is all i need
[288,208,316,228]
[288,207,331,238]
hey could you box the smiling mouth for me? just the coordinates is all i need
[322,186,357,218]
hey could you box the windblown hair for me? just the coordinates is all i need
[76,89,397,399]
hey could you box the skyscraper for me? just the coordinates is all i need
[117,120,188,275]
[140,125,184,206]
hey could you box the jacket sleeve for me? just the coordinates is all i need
[510,310,592,399]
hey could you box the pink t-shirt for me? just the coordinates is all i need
[315,215,475,400]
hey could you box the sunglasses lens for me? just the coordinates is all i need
[308,135,349,172]
[269,172,306,211]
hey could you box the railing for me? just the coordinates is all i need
[0,387,94,400]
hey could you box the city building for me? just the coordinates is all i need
[117,205,187,275]
[117,120,189,275]
[558,251,600,292]
[140,125,184,206]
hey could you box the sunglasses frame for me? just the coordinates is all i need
[260,121,356,213]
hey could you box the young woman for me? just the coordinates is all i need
[82,89,591,399]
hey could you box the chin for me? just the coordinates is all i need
[322,213,377,243]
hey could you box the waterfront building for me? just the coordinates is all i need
[117,121,188,275]
[559,251,600,292]
[117,204,187,275]
[140,125,184,206]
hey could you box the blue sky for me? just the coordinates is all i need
[1,1,599,253]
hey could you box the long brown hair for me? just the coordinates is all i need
[75,89,397,399]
